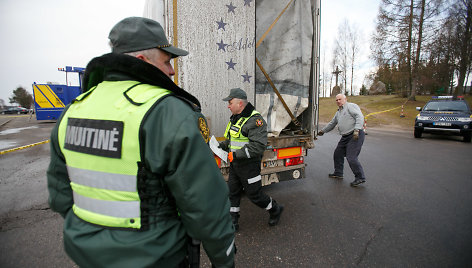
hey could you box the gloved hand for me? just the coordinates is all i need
[317,130,324,136]
[228,152,234,162]
[218,142,228,151]
[353,129,359,141]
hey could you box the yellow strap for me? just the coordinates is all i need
[256,57,300,126]
[0,140,50,155]
[365,100,409,119]
[256,0,295,48]
[173,0,179,85]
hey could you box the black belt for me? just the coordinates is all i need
[342,131,354,137]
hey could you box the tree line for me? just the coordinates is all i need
[0,87,33,109]
[328,0,471,98]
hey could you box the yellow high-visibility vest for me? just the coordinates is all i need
[224,110,260,152]
[58,81,170,229]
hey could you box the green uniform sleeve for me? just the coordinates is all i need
[235,114,267,159]
[47,118,73,218]
[143,97,235,267]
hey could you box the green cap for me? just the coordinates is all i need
[222,88,247,101]
[109,17,188,58]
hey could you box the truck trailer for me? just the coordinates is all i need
[144,0,321,185]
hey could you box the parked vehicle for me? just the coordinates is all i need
[414,96,472,142]
[1,107,29,115]
[144,0,321,185]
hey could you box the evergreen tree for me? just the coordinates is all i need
[9,87,33,108]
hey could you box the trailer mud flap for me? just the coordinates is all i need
[261,167,305,186]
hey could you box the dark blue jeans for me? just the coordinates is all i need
[333,130,365,180]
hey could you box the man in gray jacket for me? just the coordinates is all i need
[317,94,366,187]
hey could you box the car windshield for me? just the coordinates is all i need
[423,101,469,112]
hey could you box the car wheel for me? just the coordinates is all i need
[464,133,471,143]
[414,129,422,138]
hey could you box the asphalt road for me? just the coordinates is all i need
[1,115,471,267]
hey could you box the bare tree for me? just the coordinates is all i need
[333,20,349,95]
[372,0,444,97]
[453,0,472,96]
[348,24,361,96]
[409,0,426,101]
[333,19,361,95]
[322,41,330,97]
[371,0,410,67]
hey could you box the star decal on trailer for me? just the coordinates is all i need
[216,2,253,84]
[226,58,237,70]
[242,72,252,83]
[226,2,237,13]
[216,18,227,31]
[216,39,228,51]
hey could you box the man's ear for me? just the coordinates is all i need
[136,54,149,63]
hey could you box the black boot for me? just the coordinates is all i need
[268,200,284,226]
[230,212,240,232]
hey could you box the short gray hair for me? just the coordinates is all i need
[109,40,161,58]
[234,98,248,107]
[336,93,346,100]
[124,48,160,58]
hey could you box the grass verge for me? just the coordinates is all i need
[319,95,472,130]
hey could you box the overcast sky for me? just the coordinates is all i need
[321,0,380,96]
[0,0,379,104]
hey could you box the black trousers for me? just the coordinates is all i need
[333,130,366,180]
[228,160,271,211]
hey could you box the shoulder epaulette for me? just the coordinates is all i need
[174,95,202,113]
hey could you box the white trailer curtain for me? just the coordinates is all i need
[255,0,314,137]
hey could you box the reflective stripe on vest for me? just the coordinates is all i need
[72,191,140,218]
[67,166,136,192]
[224,110,260,153]
[58,81,171,229]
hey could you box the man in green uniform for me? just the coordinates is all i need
[219,88,284,231]
[47,17,235,267]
